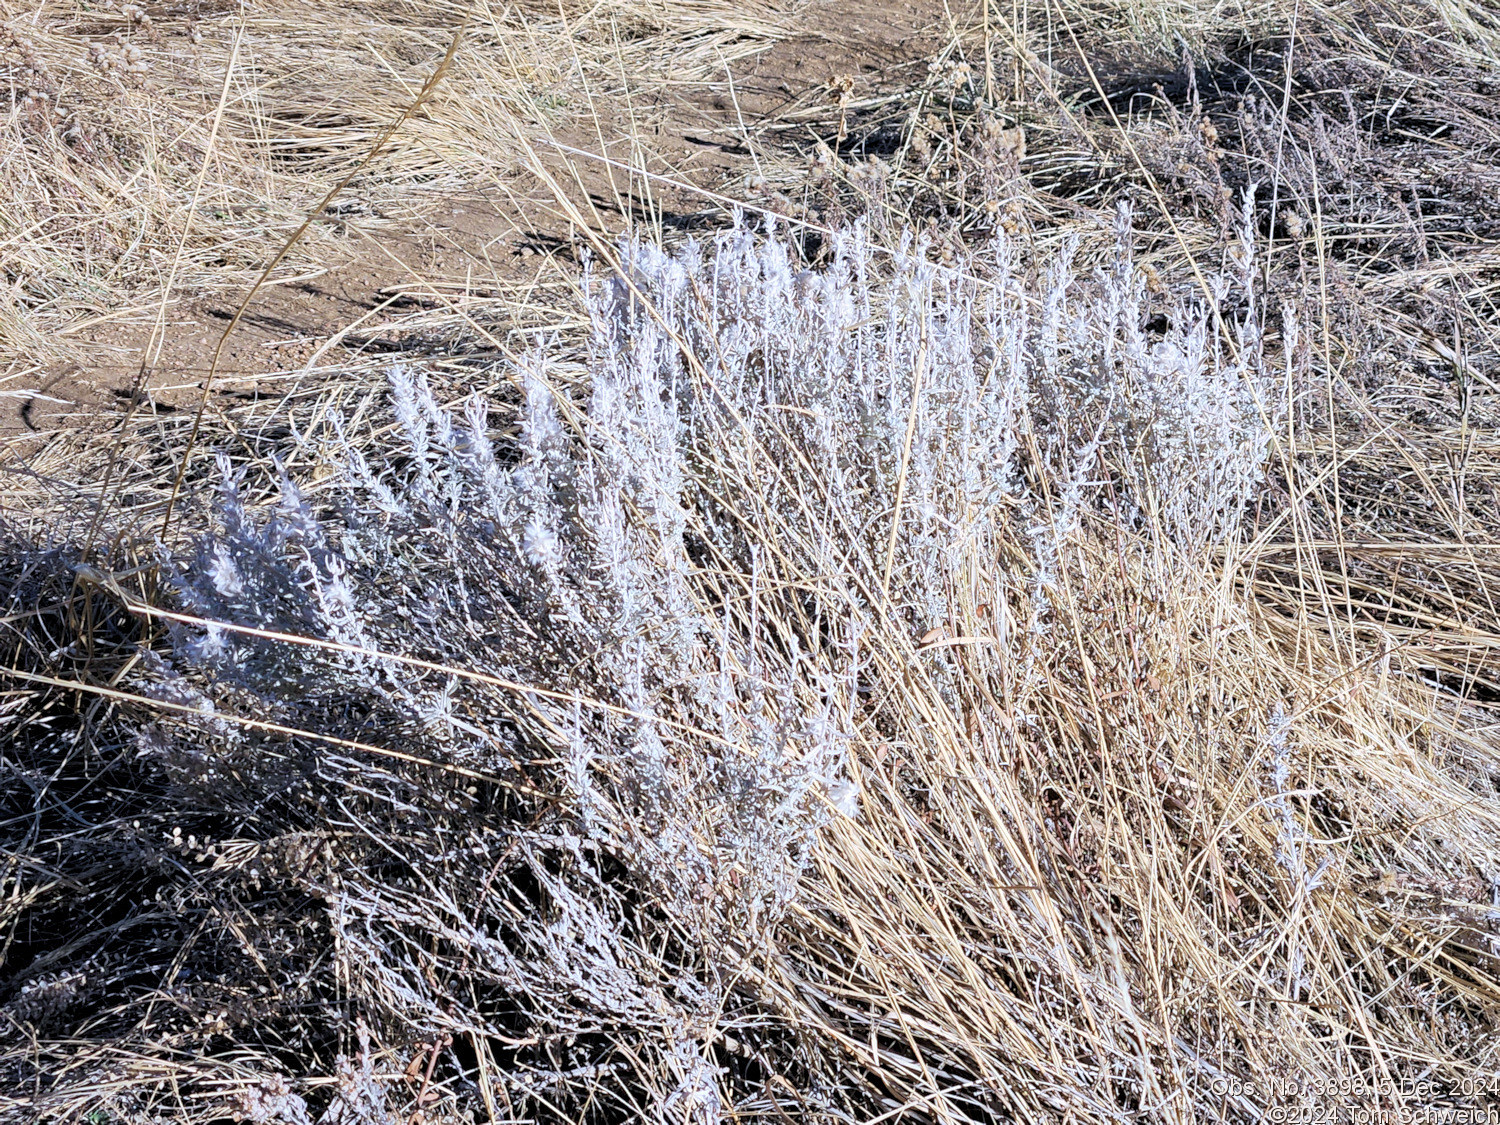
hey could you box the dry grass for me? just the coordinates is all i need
[787,0,1500,751]
[0,0,786,378]
[5,0,1500,1122]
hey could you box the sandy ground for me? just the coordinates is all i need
[5,0,943,439]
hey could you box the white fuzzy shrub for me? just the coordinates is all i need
[149,206,1278,1122]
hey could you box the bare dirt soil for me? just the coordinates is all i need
[6,0,941,438]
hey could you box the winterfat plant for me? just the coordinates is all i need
[144,209,1278,1123]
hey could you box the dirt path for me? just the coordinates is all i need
[6,0,944,439]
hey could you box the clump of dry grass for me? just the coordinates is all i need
[6,0,1500,1121]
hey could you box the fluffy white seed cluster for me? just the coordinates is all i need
[87,40,150,76]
